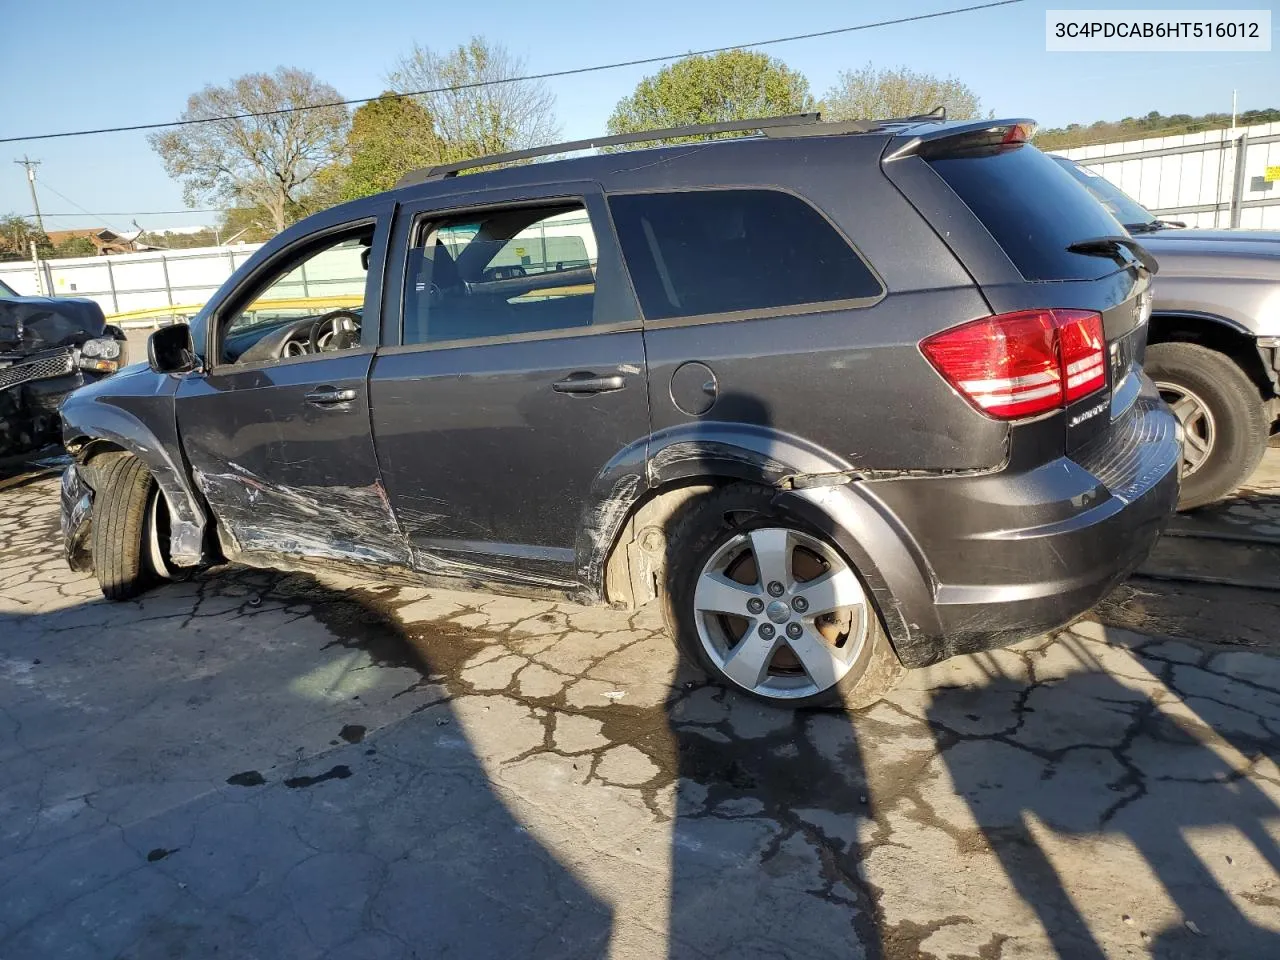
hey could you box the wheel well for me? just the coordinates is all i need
[76,440,129,483]
[602,476,731,608]
[1148,314,1275,400]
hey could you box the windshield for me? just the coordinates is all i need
[1051,156,1156,230]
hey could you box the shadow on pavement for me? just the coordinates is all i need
[655,391,888,959]
[0,565,614,959]
[928,633,1280,958]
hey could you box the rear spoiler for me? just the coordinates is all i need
[882,118,1037,163]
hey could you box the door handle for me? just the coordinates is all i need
[552,374,627,395]
[305,387,357,406]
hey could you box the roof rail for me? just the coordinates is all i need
[394,107,953,188]
[395,113,824,187]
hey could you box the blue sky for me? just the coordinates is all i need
[2,0,1275,231]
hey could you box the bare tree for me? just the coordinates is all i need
[388,37,558,163]
[822,64,984,122]
[149,68,351,233]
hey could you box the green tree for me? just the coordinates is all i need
[316,93,445,204]
[149,67,351,233]
[607,50,813,147]
[53,236,98,258]
[821,64,983,122]
[389,37,558,163]
[215,207,278,244]
[1035,108,1280,150]
[0,214,51,261]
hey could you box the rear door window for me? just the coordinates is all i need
[403,203,597,345]
[608,189,882,321]
[927,143,1129,281]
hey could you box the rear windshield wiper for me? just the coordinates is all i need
[1067,235,1159,274]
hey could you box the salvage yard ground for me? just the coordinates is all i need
[1,453,1279,959]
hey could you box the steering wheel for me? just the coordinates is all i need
[308,309,361,354]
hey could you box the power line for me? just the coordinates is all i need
[30,179,127,233]
[22,209,225,217]
[0,0,1025,145]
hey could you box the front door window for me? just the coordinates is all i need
[221,227,373,365]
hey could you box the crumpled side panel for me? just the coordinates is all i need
[193,462,411,568]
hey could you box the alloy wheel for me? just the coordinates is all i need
[692,526,868,700]
[1156,380,1216,477]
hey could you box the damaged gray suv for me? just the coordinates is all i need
[60,114,1180,706]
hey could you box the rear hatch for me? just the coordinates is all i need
[898,125,1154,454]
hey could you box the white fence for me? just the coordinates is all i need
[1054,120,1280,229]
[0,244,265,323]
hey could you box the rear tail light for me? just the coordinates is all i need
[1001,122,1036,144]
[921,309,1106,420]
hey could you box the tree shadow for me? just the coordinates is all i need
[0,559,614,958]
[657,391,888,959]
[927,633,1280,957]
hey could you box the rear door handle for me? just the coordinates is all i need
[305,387,357,406]
[552,374,627,395]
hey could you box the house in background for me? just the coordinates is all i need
[45,227,157,256]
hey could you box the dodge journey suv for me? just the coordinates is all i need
[60,113,1180,706]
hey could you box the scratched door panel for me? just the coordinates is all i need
[369,331,648,586]
[175,351,406,565]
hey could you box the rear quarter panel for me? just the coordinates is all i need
[601,135,1011,473]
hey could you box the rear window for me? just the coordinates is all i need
[609,189,882,321]
[928,143,1128,282]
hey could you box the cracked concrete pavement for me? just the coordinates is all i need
[1,455,1279,959]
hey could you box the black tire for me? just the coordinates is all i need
[89,453,159,600]
[661,483,903,709]
[1145,341,1270,510]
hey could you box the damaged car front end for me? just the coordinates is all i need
[0,294,127,459]
[60,460,94,571]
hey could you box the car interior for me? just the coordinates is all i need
[221,229,373,365]
[403,204,596,345]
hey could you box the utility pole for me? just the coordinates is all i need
[15,156,45,234]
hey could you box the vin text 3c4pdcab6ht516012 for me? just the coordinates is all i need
[59,113,1181,707]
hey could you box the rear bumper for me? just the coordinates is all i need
[794,382,1180,668]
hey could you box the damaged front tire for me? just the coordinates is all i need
[90,452,163,600]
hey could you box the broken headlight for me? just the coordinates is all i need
[78,337,125,373]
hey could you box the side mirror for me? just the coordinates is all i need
[148,323,196,374]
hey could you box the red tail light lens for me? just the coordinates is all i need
[1001,122,1036,144]
[1055,309,1107,402]
[921,309,1107,420]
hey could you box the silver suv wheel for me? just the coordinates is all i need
[692,526,868,700]
[1156,380,1216,477]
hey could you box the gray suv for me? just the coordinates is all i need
[60,114,1180,706]
[1055,155,1280,508]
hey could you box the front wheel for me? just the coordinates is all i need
[1145,341,1270,510]
[89,453,165,600]
[662,484,902,708]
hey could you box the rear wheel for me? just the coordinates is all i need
[89,453,163,600]
[662,484,902,708]
[1146,341,1270,510]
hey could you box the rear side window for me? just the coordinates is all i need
[928,144,1128,282]
[609,189,882,321]
[403,203,597,345]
